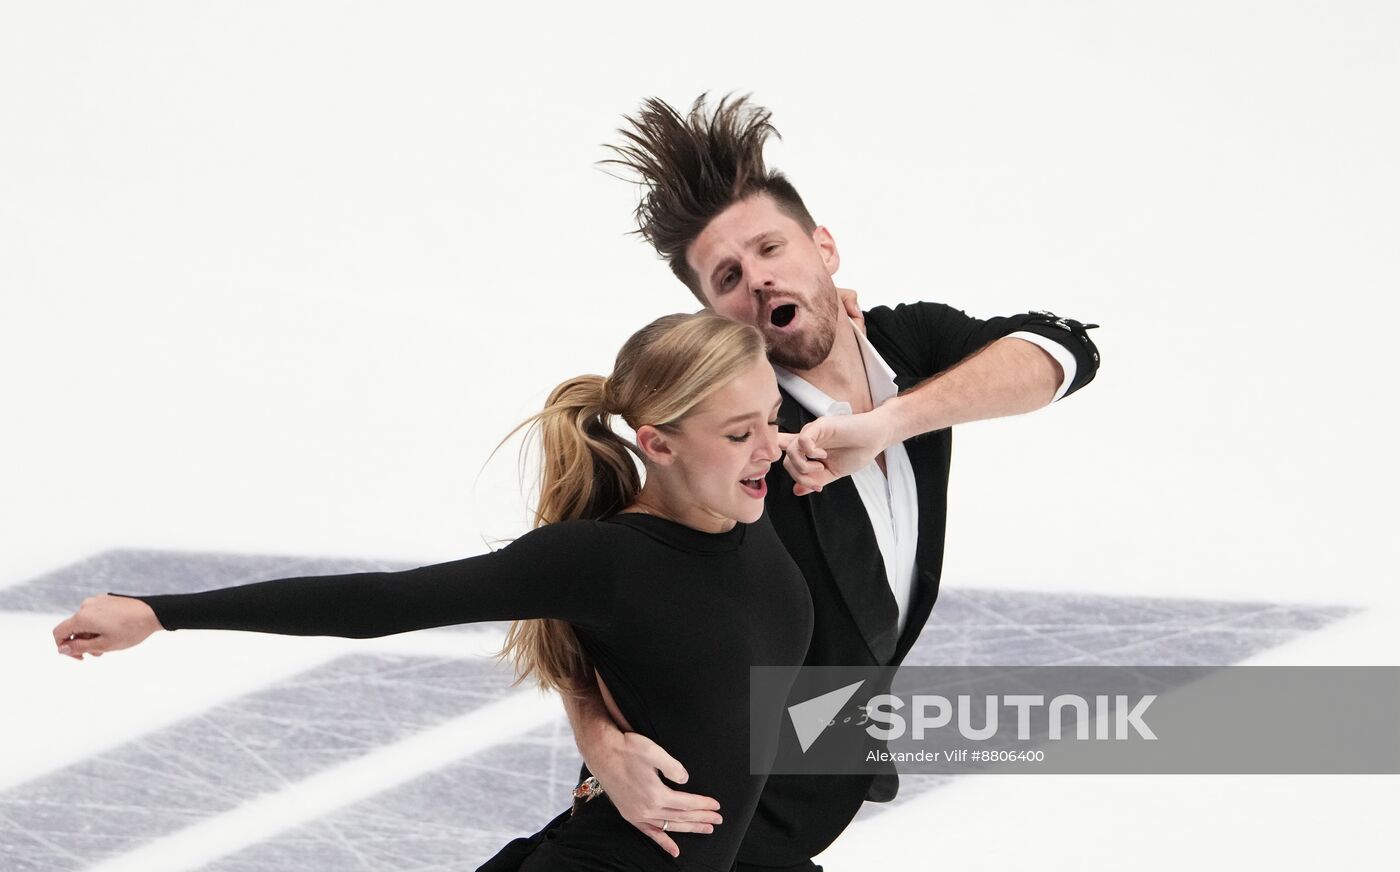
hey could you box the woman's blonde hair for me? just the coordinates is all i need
[499,311,766,694]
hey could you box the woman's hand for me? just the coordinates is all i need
[52,595,163,660]
[838,287,866,335]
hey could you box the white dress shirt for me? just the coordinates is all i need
[773,324,1073,636]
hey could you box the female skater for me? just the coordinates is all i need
[52,311,814,872]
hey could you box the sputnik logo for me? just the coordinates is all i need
[787,680,866,753]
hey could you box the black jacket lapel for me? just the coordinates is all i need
[777,391,901,664]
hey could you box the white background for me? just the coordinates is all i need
[2,1,1397,869]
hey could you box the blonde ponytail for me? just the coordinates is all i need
[528,375,642,528]
[497,375,641,696]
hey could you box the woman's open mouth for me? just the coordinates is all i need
[769,304,798,329]
[740,477,767,498]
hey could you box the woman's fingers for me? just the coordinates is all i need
[782,451,828,495]
[778,429,833,494]
[51,614,86,648]
[53,608,103,657]
[55,631,105,658]
[53,604,109,657]
[794,431,828,462]
[837,287,866,335]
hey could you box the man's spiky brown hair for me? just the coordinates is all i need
[603,93,818,302]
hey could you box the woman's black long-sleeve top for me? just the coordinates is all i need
[115,512,814,872]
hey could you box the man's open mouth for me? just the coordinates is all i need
[769,304,797,328]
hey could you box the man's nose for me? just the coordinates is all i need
[747,259,776,293]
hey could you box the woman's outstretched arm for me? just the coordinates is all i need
[51,520,614,659]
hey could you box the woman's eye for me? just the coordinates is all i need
[763,244,780,255]
[727,432,751,443]
[721,270,739,289]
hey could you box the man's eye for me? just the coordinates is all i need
[762,243,780,255]
[721,270,739,289]
[768,420,779,427]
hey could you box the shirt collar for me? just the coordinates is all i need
[773,317,899,418]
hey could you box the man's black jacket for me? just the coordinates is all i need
[738,303,1099,866]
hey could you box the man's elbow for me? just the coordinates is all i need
[1013,311,1101,401]
[1033,346,1065,405]
[1001,336,1063,410]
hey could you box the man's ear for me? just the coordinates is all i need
[813,226,841,277]
[635,424,676,467]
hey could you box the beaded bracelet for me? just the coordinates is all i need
[570,775,606,815]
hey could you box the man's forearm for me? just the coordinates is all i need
[562,683,623,770]
[880,336,1063,443]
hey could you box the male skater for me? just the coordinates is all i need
[509,95,1099,871]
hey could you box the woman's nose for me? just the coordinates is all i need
[756,427,782,463]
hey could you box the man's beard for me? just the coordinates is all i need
[764,281,840,372]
